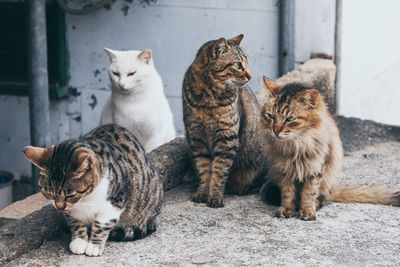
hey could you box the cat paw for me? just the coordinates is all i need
[69,238,88,255]
[192,191,208,203]
[298,208,316,221]
[207,196,224,208]
[85,242,104,257]
[275,206,295,218]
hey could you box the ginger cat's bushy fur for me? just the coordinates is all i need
[259,77,400,220]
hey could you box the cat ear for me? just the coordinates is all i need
[23,146,53,169]
[211,37,228,58]
[104,48,117,61]
[228,34,244,46]
[138,49,152,64]
[300,89,319,108]
[72,149,95,172]
[262,76,279,97]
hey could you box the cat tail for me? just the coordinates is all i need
[260,180,281,206]
[108,219,157,241]
[330,184,400,206]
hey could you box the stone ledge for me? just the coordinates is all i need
[0,193,48,220]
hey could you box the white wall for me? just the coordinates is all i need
[0,0,280,179]
[0,0,341,180]
[66,0,280,137]
[338,0,400,125]
[295,0,336,66]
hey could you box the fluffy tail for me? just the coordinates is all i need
[330,184,400,206]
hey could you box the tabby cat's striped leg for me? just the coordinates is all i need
[66,215,89,255]
[299,177,321,221]
[189,138,212,203]
[275,177,296,218]
[85,219,117,257]
[208,138,239,208]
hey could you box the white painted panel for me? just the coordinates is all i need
[66,0,280,135]
[295,0,336,65]
[339,0,400,125]
[0,96,31,179]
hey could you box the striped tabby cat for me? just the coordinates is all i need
[259,77,400,220]
[23,124,163,256]
[183,34,267,208]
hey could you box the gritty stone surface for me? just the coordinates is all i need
[5,141,400,266]
[336,116,400,152]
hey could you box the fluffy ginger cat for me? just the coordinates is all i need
[101,48,175,152]
[259,77,400,220]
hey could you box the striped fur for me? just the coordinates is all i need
[183,35,268,208]
[259,77,400,220]
[23,124,163,256]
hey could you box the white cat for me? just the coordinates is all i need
[101,48,176,152]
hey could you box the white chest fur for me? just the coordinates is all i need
[68,175,123,225]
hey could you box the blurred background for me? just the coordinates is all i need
[0,0,399,206]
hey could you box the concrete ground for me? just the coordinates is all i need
[4,139,400,266]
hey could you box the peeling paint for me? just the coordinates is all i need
[121,4,130,16]
[73,115,82,122]
[83,3,94,10]
[88,94,97,110]
[68,87,81,97]
[103,0,116,11]
[93,69,101,77]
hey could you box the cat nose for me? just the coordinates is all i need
[273,126,281,136]
[119,83,125,88]
[245,71,252,80]
[54,200,66,211]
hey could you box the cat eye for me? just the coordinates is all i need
[127,71,136,77]
[77,185,92,194]
[233,62,243,70]
[42,192,54,199]
[286,115,297,122]
[267,113,275,119]
[112,71,120,76]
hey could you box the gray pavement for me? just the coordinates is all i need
[6,141,400,266]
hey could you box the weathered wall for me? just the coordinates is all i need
[338,0,400,126]
[65,0,280,137]
[0,0,337,179]
[295,0,336,66]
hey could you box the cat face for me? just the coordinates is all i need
[198,34,252,85]
[261,77,322,141]
[23,145,99,212]
[104,48,153,93]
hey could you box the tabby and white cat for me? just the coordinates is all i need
[23,124,164,256]
[101,48,175,152]
[183,35,269,208]
[259,77,400,220]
